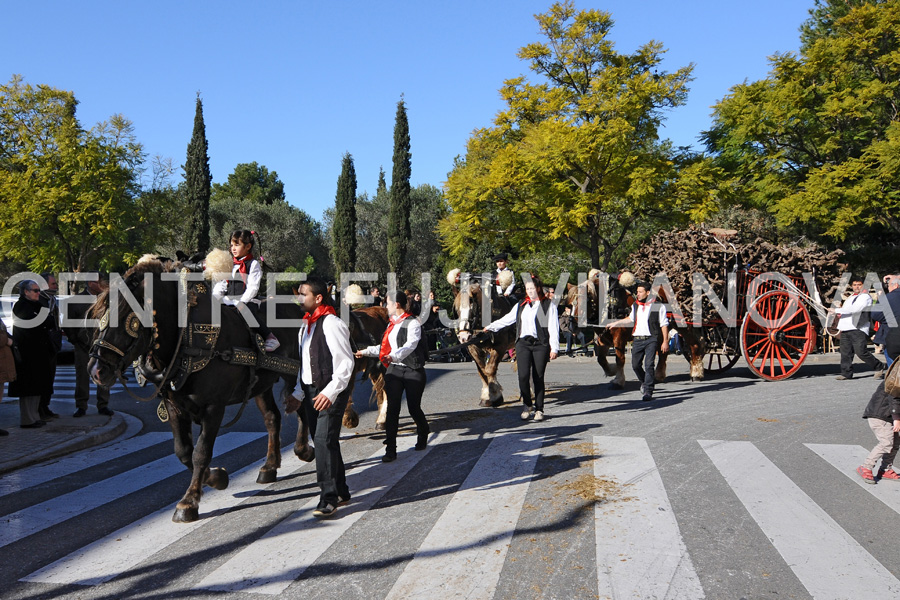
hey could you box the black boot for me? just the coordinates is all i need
[382,448,397,463]
[415,431,429,451]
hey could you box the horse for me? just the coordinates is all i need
[566,272,669,389]
[345,305,390,429]
[88,257,313,523]
[447,270,519,407]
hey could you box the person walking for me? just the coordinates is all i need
[831,276,884,380]
[484,274,559,422]
[66,276,113,417]
[856,381,900,484]
[355,291,430,462]
[609,281,670,402]
[285,277,354,517]
[8,280,57,428]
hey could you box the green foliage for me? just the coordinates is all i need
[705,0,900,241]
[332,152,357,275]
[0,75,152,273]
[211,161,285,205]
[377,166,387,196]
[184,96,211,254]
[209,197,330,276]
[439,1,701,270]
[388,98,412,278]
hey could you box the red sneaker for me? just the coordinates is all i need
[857,466,876,484]
[877,468,900,481]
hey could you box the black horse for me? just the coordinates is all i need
[88,257,311,523]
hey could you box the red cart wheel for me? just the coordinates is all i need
[740,290,816,381]
[704,351,741,374]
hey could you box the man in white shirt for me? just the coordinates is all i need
[610,281,669,401]
[286,277,355,517]
[831,276,884,380]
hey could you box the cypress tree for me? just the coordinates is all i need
[185,95,211,254]
[332,152,357,276]
[377,166,387,197]
[387,97,411,281]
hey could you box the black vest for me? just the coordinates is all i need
[632,302,662,336]
[307,316,335,390]
[396,319,427,370]
[515,298,552,345]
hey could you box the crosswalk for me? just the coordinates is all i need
[45,363,133,405]
[3,431,900,599]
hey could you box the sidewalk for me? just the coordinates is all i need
[0,399,130,475]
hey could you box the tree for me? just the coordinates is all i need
[211,161,285,205]
[388,98,412,279]
[332,152,357,275]
[704,0,900,241]
[439,2,702,270]
[377,166,387,196]
[184,95,211,254]
[0,75,149,273]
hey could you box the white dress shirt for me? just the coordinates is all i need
[359,315,423,366]
[486,300,560,354]
[631,302,669,336]
[212,259,263,305]
[837,293,873,334]
[291,313,355,402]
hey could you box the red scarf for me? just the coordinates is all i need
[233,255,253,283]
[304,304,337,327]
[633,299,654,332]
[380,313,411,367]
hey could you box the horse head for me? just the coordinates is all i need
[451,273,482,343]
[88,257,181,387]
[566,271,634,325]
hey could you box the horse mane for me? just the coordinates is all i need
[89,257,180,320]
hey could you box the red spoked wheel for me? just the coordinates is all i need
[740,290,816,381]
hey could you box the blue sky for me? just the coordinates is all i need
[4,1,813,224]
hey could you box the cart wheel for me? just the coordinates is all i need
[740,290,816,381]
[704,351,741,374]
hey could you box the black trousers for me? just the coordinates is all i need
[383,364,429,451]
[632,337,659,397]
[74,345,109,411]
[840,329,883,377]
[301,383,350,505]
[516,337,550,412]
[39,354,58,414]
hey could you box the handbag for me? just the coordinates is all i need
[885,360,900,397]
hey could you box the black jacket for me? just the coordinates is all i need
[863,381,900,423]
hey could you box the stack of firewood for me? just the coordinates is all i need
[626,226,847,318]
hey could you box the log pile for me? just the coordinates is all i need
[626,226,847,319]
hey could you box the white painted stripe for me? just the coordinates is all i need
[22,444,307,585]
[700,440,900,599]
[593,436,705,600]
[806,443,900,513]
[0,432,171,498]
[196,433,446,595]
[385,434,543,600]
[0,432,263,549]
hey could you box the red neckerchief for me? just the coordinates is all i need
[233,255,253,283]
[633,299,653,332]
[380,312,411,367]
[304,304,337,327]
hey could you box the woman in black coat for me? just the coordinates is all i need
[8,280,56,428]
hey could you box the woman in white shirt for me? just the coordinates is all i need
[355,292,430,462]
[485,274,559,422]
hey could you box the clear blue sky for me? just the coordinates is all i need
[4,0,813,224]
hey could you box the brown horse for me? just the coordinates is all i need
[449,272,518,407]
[566,273,669,389]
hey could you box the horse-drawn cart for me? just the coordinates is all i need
[684,269,832,381]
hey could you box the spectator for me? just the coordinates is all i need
[830,276,885,380]
[559,305,585,356]
[0,316,15,435]
[66,275,113,417]
[872,274,900,368]
[370,286,384,307]
[856,382,900,484]
[8,280,57,428]
[37,272,61,420]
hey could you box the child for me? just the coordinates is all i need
[212,229,280,352]
[857,382,900,483]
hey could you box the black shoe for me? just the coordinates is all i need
[382,450,397,463]
[98,407,114,416]
[41,410,59,420]
[21,420,46,429]
[337,495,351,506]
[415,433,429,451]
[642,395,652,402]
[73,408,86,418]
[313,502,338,518]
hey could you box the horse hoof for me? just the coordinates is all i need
[206,468,229,490]
[172,506,199,523]
[375,422,386,431]
[490,398,503,407]
[257,469,277,484]
[342,414,359,429]
[294,446,315,462]
[479,398,493,408]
